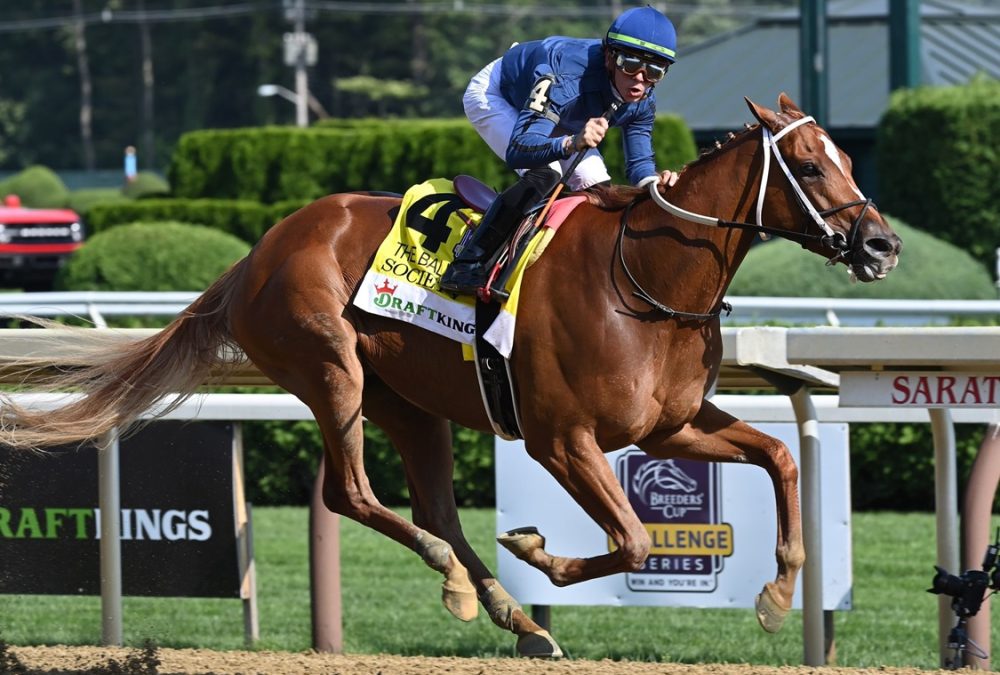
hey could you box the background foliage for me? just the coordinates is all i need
[0,0,792,172]
[168,116,696,201]
[0,166,70,208]
[728,219,998,300]
[84,197,306,240]
[56,221,250,291]
[877,78,1000,269]
[0,34,995,512]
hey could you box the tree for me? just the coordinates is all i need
[136,0,156,169]
[70,0,95,170]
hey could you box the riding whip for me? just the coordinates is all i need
[535,100,622,224]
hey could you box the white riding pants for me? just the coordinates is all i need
[463,57,612,191]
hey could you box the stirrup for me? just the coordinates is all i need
[439,263,488,295]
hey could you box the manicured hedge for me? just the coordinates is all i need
[877,78,1000,268]
[83,198,309,242]
[168,116,697,203]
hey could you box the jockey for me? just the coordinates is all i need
[439,5,681,296]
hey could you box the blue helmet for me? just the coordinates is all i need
[605,6,678,63]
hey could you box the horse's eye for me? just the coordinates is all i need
[800,162,821,177]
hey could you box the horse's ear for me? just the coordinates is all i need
[777,92,803,115]
[744,96,779,132]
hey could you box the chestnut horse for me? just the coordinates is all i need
[0,95,900,657]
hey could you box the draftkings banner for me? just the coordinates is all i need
[0,421,239,597]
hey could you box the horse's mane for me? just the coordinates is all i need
[578,184,644,210]
[577,122,761,211]
[685,123,760,171]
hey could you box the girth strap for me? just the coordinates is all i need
[473,299,523,440]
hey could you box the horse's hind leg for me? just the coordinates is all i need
[363,377,562,658]
[246,317,481,632]
[639,399,805,633]
[307,382,486,625]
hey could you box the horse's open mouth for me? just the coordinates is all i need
[850,258,896,283]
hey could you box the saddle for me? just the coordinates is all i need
[452,174,547,304]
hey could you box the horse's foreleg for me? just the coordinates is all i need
[504,431,651,586]
[639,399,805,633]
[363,379,562,658]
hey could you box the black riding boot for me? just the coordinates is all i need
[439,167,560,295]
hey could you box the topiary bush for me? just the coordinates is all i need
[122,171,170,199]
[728,218,997,300]
[877,78,1000,268]
[0,165,69,208]
[56,221,250,291]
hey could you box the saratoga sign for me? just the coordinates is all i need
[840,371,1000,408]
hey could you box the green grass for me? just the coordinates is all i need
[0,509,994,668]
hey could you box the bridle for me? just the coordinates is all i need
[647,115,873,257]
[618,115,874,320]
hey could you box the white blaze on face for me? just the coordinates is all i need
[819,132,865,199]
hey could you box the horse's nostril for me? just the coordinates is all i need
[865,237,896,256]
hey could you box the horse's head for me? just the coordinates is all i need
[746,93,901,282]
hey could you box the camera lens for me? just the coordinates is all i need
[930,566,966,597]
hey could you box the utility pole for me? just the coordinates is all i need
[284,0,316,127]
[799,0,829,127]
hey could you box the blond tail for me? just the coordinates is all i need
[0,261,247,450]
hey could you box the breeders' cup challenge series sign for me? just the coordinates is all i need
[497,423,851,610]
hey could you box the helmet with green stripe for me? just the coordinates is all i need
[605,5,677,64]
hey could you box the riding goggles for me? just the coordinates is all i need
[614,51,669,82]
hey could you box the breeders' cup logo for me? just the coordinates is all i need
[373,279,398,308]
[615,450,733,593]
[632,459,703,519]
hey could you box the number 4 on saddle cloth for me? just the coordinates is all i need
[352,176,586,439]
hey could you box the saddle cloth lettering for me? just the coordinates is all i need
[353,178,585,358]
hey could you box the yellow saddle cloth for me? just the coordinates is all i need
[353,178,564,358]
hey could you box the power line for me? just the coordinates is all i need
[0,1,792,33]
[0,4,260,33]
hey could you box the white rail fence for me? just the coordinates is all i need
[1,291,999,327]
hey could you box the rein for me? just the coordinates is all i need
[616,200,732,321]
[646,115,873,261]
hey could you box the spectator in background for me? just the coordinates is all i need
[124,146,137,184]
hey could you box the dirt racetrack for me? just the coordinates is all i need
[7,645,955,675]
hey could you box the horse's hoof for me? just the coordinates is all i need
[498,527,545,560]
[755,582,789,633]
[442,581,478,622]
[441,551,478,621]
[516,629,563,659]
